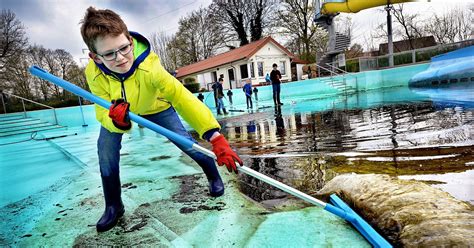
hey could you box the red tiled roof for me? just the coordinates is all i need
[176,36,296,78]
[291,57,309,64]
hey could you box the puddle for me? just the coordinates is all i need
[216,100,474,204]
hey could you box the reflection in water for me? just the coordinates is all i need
[274,106,285,136]
[225,102,473,153]
[221,100,474,204]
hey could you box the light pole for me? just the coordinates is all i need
[386,4,394,67]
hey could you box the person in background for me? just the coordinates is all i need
[197,92,204,102]
[243,79,253,109]
[270,63,283,106]
[265,73,271,85]
[253,87,259,101]
[216,78,228,115]
[211,81,218,108]
[79,7,241,232]
[226,89,233,106]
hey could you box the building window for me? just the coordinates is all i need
[257,62,264,77]
[250,62,255,78]
[280,61,286,75]
[240,64,249,79]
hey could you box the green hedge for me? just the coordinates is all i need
[378,57,389,68]
[415,47,457,62]
[345,60,360,72]
[184,83,200,93]
[184,78,196,84]
[394,53,413,65]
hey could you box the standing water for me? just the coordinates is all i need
[215,85,474,205]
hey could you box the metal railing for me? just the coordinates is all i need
[345,38,474,72]
[315,63,340,78]
[325,62,348,74]
[0,92,58,125]
[313,63,360,99]
[326,63,359,97]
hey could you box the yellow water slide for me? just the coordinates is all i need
[320,0,416,15]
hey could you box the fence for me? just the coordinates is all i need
[343,39,474,72]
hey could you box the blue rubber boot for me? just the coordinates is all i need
[96,175,125,232]
[208,176,225,197]
[200,163,224,197]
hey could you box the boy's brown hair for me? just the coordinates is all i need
[80,7,130,53]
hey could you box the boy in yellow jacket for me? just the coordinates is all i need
[80,7,242,232]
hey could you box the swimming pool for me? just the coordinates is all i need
[1,62,472,246]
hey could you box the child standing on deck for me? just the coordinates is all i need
[80,7,242,232]
[243,79,253,109]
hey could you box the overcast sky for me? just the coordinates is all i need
[2,0,472,65]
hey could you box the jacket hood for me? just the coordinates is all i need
[95,31,151,81]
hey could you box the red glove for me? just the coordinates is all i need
[211,134,242,173]
[109,99,131,130]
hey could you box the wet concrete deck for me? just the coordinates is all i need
[0,124,369,247]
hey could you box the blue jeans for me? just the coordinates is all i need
[97,107,219,179]
[216,98,224,113]
[272,83,281,104]
[246,95,253,108]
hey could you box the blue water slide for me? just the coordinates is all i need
[409,45,474,87]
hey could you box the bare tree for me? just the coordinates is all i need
[40,49,64,98]
[391,4,425,49]
[0,9,32,97]
[211,0,275,46]
[67,64,88,92]
[0,9,29,95]
[150,31,176,72]
[277,0,326,62]
[345,43,364,59]
[4,52,33,98]
[424,5,473,44]
[0,9,28,83]
[172,7,225,67]
[55,49,75,80]
[361,33,376,52]
[194,8,224,59]
[27,45,50,100]
[54,49,76,98]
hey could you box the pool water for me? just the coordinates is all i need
[215,85,474,205]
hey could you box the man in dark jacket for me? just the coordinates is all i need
[215,78,228,115]
[270,63,283,106]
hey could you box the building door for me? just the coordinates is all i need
[212,71,217,83]
[240,64,249,79]
[228,68,235,89]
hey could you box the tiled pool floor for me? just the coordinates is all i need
[0,124,369,247]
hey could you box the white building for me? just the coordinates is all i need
[176,36,306,90]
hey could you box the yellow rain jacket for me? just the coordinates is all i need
[85,32,220,138]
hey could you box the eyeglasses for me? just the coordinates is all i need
[97,43,133,61]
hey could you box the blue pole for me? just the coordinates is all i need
[78,96,88,127]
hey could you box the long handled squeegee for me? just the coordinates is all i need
[29,66,391,248]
